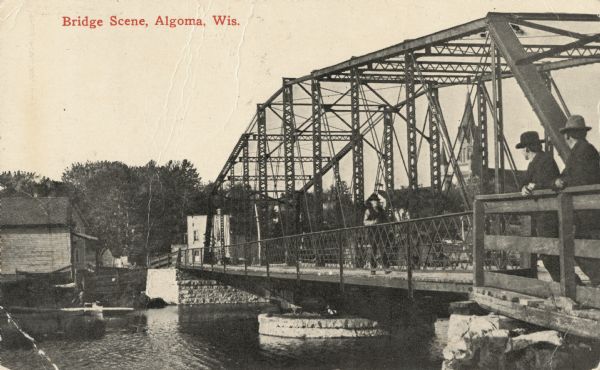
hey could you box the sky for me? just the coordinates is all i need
[0,0,599,185]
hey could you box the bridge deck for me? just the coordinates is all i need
[183,264,474,294]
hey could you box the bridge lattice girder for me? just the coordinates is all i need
[208,12,600,244]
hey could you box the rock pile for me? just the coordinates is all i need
[442,313,600,370]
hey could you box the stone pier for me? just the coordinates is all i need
[177,271,269,305]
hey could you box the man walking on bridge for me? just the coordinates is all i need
[517,131,561,282]
[364,193,391,275]
[554,115,600,286]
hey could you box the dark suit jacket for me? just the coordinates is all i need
[522,151,560,190]
[560,139,600,234]
[561,139,600,187]
[522,152,560,237]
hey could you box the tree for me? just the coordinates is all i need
[0,171,68,197]
[61,159,208,264]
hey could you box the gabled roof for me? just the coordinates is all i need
[0,197,71,226]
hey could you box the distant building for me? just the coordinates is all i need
[186,215,207,263]
[0,197,98,275]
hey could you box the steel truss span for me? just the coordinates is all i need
[208,12,599,247]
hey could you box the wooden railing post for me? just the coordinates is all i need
[558,193,576,299]
[473,199,485,287]
[176,249,182,268]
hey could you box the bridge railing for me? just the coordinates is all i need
[178,210,528,276]
[148,251,180,269]
[473,184,600,309]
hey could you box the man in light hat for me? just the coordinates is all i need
[554,114,600,286]
[363,193,390,275]
[554,114,600,190]
[517,131,561,281]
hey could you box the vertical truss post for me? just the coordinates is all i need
[283,78,295,197]
[351,68,364,224]
[405,53,418,190]
[428,85,441,192]
[257,104,268,238]
[295,191,303,234]
[229,166,235,188]
[257,105,268,197]
[490,43,504,194]
[476,83,488,193]
[311,80,324,230]
[334,161,342,190]
[242,134,251,240]
[383,107,394,194]
[242,134,250,189]
[542,73,554,155]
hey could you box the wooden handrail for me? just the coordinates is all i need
[473,185,600,306]
[475,184,600,201]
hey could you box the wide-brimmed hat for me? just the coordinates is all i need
[366,193,380,202]
[559,115,591,133]
[515,131,544,149]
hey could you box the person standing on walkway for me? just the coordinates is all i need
[517,131,561,281]
[363,193,390,275]
[554,115,600,286]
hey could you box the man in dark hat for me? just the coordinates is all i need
[554,114,600,286]
[517,131,561,281]
[363,193,390,275]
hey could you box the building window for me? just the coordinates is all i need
[193,230,199,241]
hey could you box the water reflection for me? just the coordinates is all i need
[0,304,446,369]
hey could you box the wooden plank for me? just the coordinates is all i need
[572,193,600,210]
[472,289,600,339]
[473,200,485,287]
[558,193,576,299]
[485,235,600,259]
[577,285,600,310]
[484,271,560,298]
[483,197,557,213]
[486,235,558,255]
[475,184,600,201]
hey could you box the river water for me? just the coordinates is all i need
[0,305,448,369]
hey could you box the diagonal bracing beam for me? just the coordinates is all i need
[487,15,570,160]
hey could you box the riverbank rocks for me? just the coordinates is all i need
[443,313,600,370]
[177,278,269,305]
[258,313,388,338]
